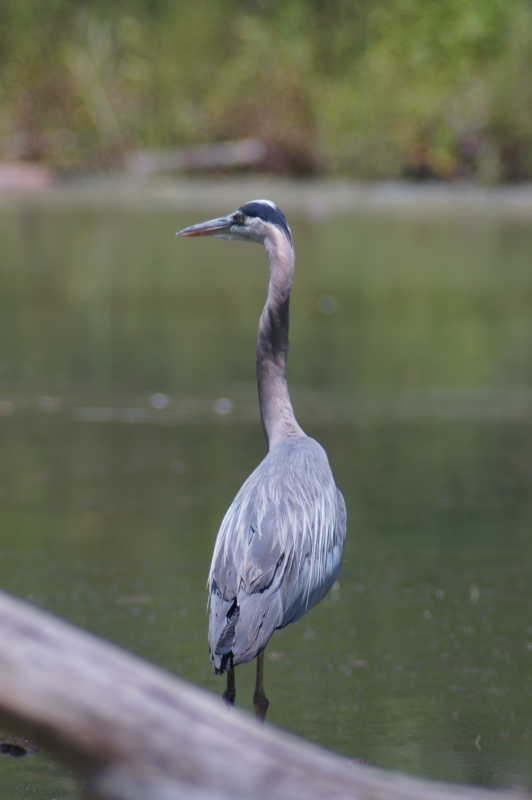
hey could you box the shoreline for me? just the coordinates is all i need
[2,175,532,219]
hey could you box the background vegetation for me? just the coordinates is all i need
[2,0,532,180]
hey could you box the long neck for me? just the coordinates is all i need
[257,229,305,449]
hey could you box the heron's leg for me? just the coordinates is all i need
[253,650,269,720]
[222,655,235,706]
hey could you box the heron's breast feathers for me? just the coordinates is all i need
[208,438,346,614]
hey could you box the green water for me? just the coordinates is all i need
[0,197,531,795]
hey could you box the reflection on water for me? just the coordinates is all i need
[1,200,532,796]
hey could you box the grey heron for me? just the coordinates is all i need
[177,200,346,719]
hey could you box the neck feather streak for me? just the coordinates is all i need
[256,233,304,448]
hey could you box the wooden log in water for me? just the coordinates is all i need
[0,590,526,800]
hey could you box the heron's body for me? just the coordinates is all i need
[177,199,346,716]
[209,435,346,671]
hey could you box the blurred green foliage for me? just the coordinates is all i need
[1,0,532,179]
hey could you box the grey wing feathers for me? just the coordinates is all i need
[208,436,346,671]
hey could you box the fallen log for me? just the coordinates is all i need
[0,590,526,800]
[126,139,267,176]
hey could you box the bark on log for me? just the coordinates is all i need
[0,590,526,800]
[126,139,267,175]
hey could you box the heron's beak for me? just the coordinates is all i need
[176,214,233,238]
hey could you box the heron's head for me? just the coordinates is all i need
[176,199,292,246]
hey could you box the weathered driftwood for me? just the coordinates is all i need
[0,590,526,800]
[126,138,267,176]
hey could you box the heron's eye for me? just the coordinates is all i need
[233,212,245,226]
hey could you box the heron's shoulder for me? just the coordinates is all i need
[229,435,334,511]
[267,435,329,467]
[247,436,334,491]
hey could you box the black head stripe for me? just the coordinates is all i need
[239,201,292,243]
